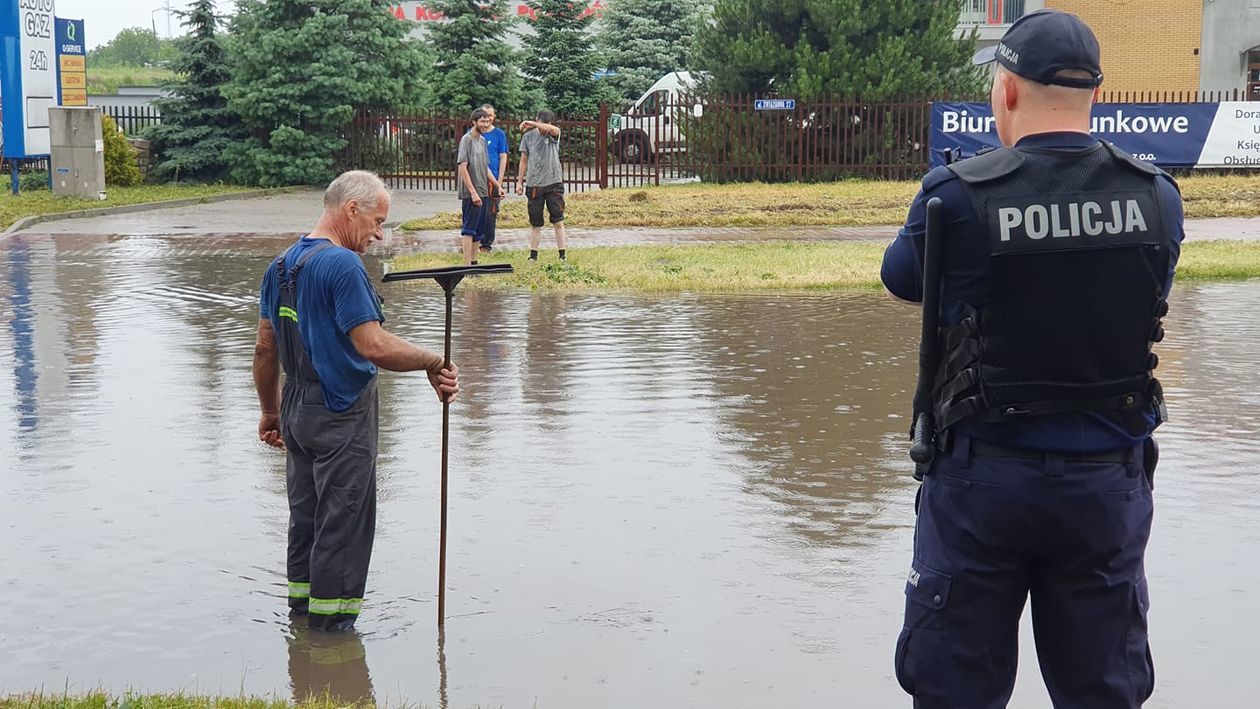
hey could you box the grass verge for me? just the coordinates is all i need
[399,174,1260,231]
[388,240,1260,293]
[1,184,256,231]
[86,66,176,95]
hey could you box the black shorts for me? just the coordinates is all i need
[526,183,565,227]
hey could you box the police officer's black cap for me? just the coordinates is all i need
[972,10,1103,89]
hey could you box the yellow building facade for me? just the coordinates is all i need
[1045,0,1203,94]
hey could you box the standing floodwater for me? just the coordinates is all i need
[1,232,1258,708]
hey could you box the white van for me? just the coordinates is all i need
[609,71,704,164]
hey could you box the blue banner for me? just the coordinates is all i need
[929,102,1259,169]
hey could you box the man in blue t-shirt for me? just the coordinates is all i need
[253,170,459,631]
[479,104,509,253]
[883,11,1183,707]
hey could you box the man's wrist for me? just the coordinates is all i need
[425,351,446,374]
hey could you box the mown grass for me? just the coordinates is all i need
[86,66,175,95]
[0,184,255,230]
[1177,239,1260,280]
[399,174,1260,231]
[388,240,1260,293]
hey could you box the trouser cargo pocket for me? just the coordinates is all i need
[895,562,953,697]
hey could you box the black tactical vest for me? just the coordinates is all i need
[932,141,1171,435]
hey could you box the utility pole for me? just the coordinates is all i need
[151,0,175,39]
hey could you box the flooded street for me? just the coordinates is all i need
[1,232,1258,707]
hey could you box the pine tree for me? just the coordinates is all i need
[427,0,524,114]
[596,0,703,105]
[223,0,429,187]
[692,0,983,100]
[521,0,617,118]
[145,0,244,183]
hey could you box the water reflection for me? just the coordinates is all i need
[286,621,374,705]
[4,239,38,433]
[688,294,920,552]
[1,231,1258,708]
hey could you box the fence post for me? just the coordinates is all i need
[597,103,609,189]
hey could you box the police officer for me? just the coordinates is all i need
[882,11,1184,707]
[253,170,459,631]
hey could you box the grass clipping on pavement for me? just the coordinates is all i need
[399,174,1260,231]
[0,693,380,709]
[388,240,1260,293]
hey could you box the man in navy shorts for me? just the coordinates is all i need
[456,108,498,265]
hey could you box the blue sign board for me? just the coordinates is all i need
[931,101,1260,169]
[2,0,60,158]
[55,18,86,106]
[755,99,796,111]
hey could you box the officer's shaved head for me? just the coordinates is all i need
[325,170,389,212]
[991,65,1099,146]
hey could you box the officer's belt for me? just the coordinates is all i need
[970,439,1131,463]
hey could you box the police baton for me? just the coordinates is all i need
[909,196,945,479]
[382,263,514,627]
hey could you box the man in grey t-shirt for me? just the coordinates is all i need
[457,108,498,265]
[515,109,567,262]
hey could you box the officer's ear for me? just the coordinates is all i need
[998,70,1020,112]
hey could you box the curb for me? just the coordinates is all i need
[3,186,308,235]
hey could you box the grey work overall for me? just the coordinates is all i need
[272,241,379,632]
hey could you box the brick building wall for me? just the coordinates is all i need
[1045,0,1202,93]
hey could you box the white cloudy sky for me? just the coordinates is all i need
[54,0,240,49]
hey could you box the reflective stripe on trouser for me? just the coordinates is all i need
[308,597,364,616]
[282,376,379,629]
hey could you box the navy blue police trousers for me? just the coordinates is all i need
[895,435,1155,708]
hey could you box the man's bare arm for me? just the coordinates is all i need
[519,120,560,138]
[349,320,445,373]
[457,162,480,203]
[253,319,281,413]
[516,153,529,191]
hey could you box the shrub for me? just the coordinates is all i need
[19,171,50,191]
[102,115,143,187]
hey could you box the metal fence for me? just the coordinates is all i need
[341,108,608,192]
[57,89,1254,191]
[341,97,942,189]
[1097,89,1253,103]
[102,105,162,137]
